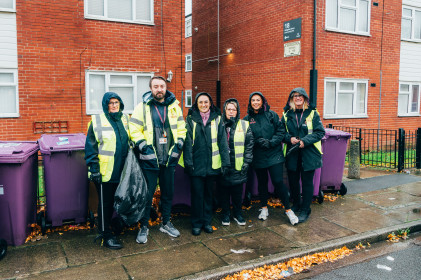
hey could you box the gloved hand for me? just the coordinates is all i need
[136,140,150,154]
[240,163,249,176]
[90,172,102,186]
[221,166,230,176]
[258,138,270,149]
[185,165,194,175]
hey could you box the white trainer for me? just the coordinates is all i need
[258,207,269,220]
[286,210,299,225]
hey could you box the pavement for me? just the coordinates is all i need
[1,167,421,280]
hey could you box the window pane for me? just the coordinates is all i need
[185,91,192,107]
[88,74,105,111]
[186,55,192,71]
[110,75,132,84]
[87,0,104,16]
[402,8,412,17]
[109,87,134,110]
[137,76,150,103]
[340,8,356,32]
[342,0,356,6]
[356,83,366,114]
[0,73,14,83]
[400,84,410,92]
[402,18,412,39]
[337,93,353,115]
[109,0,132,20]
[0,0,13,9]
[0,86,16,114]
[339,82,353,91]
[325,82,336,114]
[411,85,419,112]
[398,94,409,114]
[326,0,338,28]
[358,0,368,32]
[415,11,421,39]
[136,0,151,21]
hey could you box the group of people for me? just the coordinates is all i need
[85,76,325,250]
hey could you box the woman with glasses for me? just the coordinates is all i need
[244,92,299,225]
[281,88,325,223]
[85,92,130,249]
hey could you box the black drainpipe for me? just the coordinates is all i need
[310,0,318,108]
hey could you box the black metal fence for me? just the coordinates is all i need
[327,125,421,172]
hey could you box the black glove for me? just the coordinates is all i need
[240,163,249,176]
[221,166,229,176]
[90,172,102,186]
[185,165,194,175]
[286,143,300,157]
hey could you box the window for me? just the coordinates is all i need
[326,0,370,35]
[85,0,153,25]
[0,69,19,118]
[0,0,15,12]
[185,16,192,38]
[324,78,368,118]
[185,90,192,107]
[185,54,192,72]
[401,6,421,41]
[86,71,153,114]
[398,83,420,116]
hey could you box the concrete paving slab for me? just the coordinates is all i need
[383,204,421,223]
[358,190,420,208]
[0,242,67,279]
[123,242,225,280]
[396,181,421,197]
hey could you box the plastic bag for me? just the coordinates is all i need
[114,148,148,226]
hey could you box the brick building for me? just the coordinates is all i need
[0,0,186,141]
[191,0,421,130]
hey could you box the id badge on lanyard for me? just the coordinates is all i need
[155,105,168,145]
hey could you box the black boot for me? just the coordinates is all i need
[103,234,123,250]
[298,208,311,223]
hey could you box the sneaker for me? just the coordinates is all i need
[221,215,230,226]
[159,221,180,238]
[136,226,149,244]
[103,235,123,250]
[258,207,269,220]
[285,210,299,225]
[233,215,246,226]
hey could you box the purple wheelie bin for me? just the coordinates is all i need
[38,134,89,227]
[320,128,351,195]
[172,165,191,208]
[0,141,39,246]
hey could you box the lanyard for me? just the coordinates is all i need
[154,105,166,126]
[295,111,304,128]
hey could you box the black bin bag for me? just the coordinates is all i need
[114,148,148,226]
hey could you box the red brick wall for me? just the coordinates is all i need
[0,0,185,141]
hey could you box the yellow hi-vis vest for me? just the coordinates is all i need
[233,119,249,171]
[91,113,130,182]
[282,109,322,157]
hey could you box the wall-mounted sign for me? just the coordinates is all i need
[283,18,301,41]
[284,41,301,57]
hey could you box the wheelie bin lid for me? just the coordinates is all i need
[322,128,351,141]
[0,141,39,163]
[38,133,86,154]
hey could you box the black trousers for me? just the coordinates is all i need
[190,176,216,228]
[287,160,315,210]
[95,182,118,234]
[141,166,175,226]
[220,183,243,217]
[255,162,290,209]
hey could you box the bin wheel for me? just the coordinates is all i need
[88,211,95,229]
[0,239,7,261]
[339,183,347,196]
[317,191,324,204]
[40,216,46,235]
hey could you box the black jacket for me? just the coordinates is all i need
[221,98,254,186]
[85,92,129,183]
[183,92,230,177]
[281,87,325,171]
[244,92,285,169]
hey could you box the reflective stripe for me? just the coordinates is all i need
[170,124,178,130]
[234,141,243,146]
[235,153,243,158]
[139,154,157,160]
[233,119,249,170]
[171,152,179,158]
[99,150,114,156]
[177,139,183,146]
[212,150,220,156]
[178,116,184,121]
[130,117,143,126]
[212,138,217,143]
[138,140,146,150]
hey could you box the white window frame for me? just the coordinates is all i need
[185,54,192,72]
[0,69,19,118]
[185,15,192,38]
[185,90,192,107]
[85,71,153,115]
[323,78,369,119]
[0,0,15,12]
[325,0,371,36]
[401,5,421,42]
[84,0,154,26]
[398,82,421,116]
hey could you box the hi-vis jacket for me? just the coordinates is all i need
[129,91,186,170]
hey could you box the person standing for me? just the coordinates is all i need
[220,98,254,226]
[183,92,230,236]
[129,76,186,244]
[85,92,130,249]
[281,87,325,223]
[244,92,298,225]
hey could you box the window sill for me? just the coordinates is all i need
[401,39,421,43]
[0,114,19,118]
[85,16,154,26]
[325,28,371,37]
[398,114,421,117]
[0,8,16,13]
[185,70,192,72]
[323,115,368,119]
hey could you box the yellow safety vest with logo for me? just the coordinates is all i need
[282,109,322,157]
[233,119,249,171]
[90,113,130,182]
[129,100,186,167]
